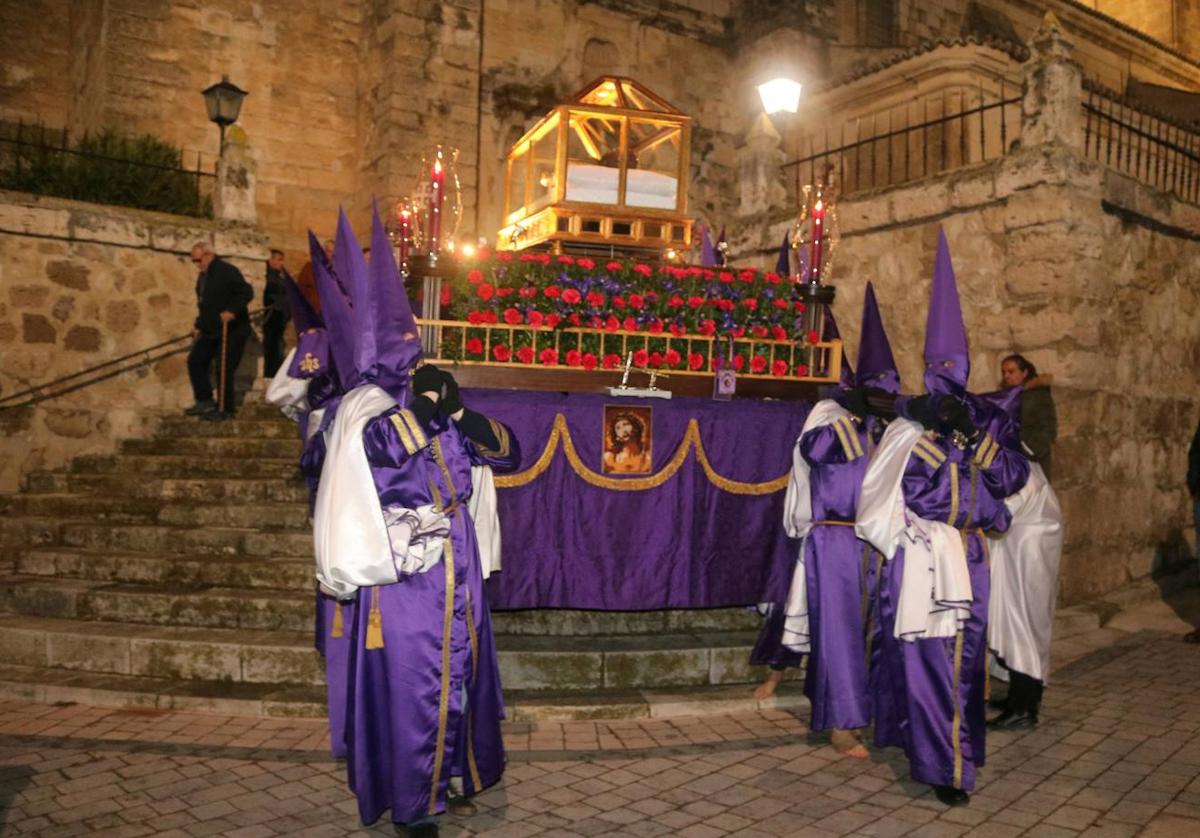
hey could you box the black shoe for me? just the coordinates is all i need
[447,794,477,817]
[933,785,970,806]
[987,708,1038,731]
[987,695,1009,711]
[201,411,234,422]
[394,822,438,837]
[184,401,217,416]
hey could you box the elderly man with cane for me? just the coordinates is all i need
[185,241,253,421]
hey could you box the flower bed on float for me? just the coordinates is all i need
[421,250,842,382]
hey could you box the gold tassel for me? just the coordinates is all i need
[365,587,384,650]
[331,602,344,639]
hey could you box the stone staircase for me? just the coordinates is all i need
[0,396,795,720]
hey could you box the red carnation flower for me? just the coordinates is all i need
[647,318,664,334]
[718,299,735,312]
[568,313,582,326]
[605,316,621,331]
[519,286,537,298]
[664,349,681,368]
[688,352,705,371]
[602,353,622,369]
[633,348,649,367]
[477,283,495,301]
[540,348,559,365]
[466,338,483,355]
[516,346,534,364]
[796,363,809,377]
[753,326,769,338]
[467,311,484,325]
[544,285,561,299]
[581,352,598,371]
[536,253,551,265]
[576,257,596,270]
[742,298,758,311]
[503,308,523,325]
[557,255,574,265]
[482,310,498,324]
[606,261,623,272]
[733,355,745,371]
[520,253,537,262]
[807,330,820,345]
[771,359,789,377]
[467,268,484,284]
[750,355,767,373]
[772,325,788,341]
[628,293,645,309]
[668,295,684,308]
[544,314,562,329]
[527,310,545,329]
[586,291,606,307]
[492,344,511,362]
[764,272,782,285]
[773,299,790,310]
[698,319,717,336]
[648,351,664,368]
[496,252,513,262]
[633,263,652,277]
[612,295,626,310]
[687,295,704,309]
[622,316,638,332]
[668,322,685,336]
[794,301,806,312]
[566,349,583,367]
[718,271,734,283]
[561,288,582,304]
[739,269,756,282]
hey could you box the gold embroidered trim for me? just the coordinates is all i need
[947,464,961,527]
[832,417,858,462]
[390,413,418,455]
[428,537,455,816]
[431,438,459,509]
[915,437,947,464]
[492,413,788,495]
[981,435,999,469]
[331,602,344,639]
[463,587,483,791]
[973,434,995,469]
[952,628,965,788]
[913,446,944,470]
[843,417,865,459]
[400,408,428,450]
[476,419,511,458]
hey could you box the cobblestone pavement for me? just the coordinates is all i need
[2,631,1200,837]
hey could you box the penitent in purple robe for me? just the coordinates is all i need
[872,400,1028,791]
[752,406,887,730]
[347,405,520,826]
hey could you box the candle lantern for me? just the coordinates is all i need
[390,197,416,277]
[791,181,839,379]
[408,146,462,355]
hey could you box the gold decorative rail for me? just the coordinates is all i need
[415,318,842,383]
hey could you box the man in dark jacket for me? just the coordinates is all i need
[185,241,254,420]
[262,249,292,377]
[1001,354,1057,481]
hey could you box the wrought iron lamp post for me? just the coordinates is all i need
[201,75,249,151]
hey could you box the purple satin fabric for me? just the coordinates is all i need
[314,591,354,760]
[346,408,519,825]
[872,411,1028,790]
[288,329,331,378]
[462,388,811,610]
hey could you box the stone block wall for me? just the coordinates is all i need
[0,191,267,493]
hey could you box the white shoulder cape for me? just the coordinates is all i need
[469,465,501,580]
[264,348,309,421]
[987,463,1062,682]
[779,399,849,653]
[855,418,972,640]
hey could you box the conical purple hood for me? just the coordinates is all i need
[368,201,422,392]
[699,225,716,267]
[823,306,854,389]
[332,209,376,387]
[286,275,323,333]
[856,282,899,393]
[774,231,790,275]
[308,230,355,391]
[923,228,969,396]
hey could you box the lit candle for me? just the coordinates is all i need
[809,197,824,283]
[428,154,445,254]
[397,206,412,275]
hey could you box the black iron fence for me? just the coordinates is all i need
[0,120,215,217]
[1083,79,1200,206]
[782,83,1022,198]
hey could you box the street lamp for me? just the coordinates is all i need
[201,75,248,149]
[757,77,802,115]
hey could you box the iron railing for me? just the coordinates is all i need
[1083,79,1200,205]
[0,119,215,217]
[783,83,1022,197]
[0,309,266,411]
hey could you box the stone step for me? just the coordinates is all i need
[55,522,313,557]
[69,453,299,479]
[0,663,806,721]
[62,474,309,504]
[0,493,160,523]
[15,548,312,591]
[122,436,304,459]
[156,416,300,440]
[156,502,309,530]
[0,613,763,692]
[492,607,762,636]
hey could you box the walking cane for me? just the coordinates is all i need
[218,318,229,415]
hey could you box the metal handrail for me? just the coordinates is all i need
[0,308,267,412]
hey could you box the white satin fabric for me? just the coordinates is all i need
[987,463,1062,682]
[778,400,849,653]
[469,465,502,580]
[264,348,309,421]
[856,418,972,640]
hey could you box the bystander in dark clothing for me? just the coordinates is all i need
[186,247,253,419]
[262,251,292,378]
[1001,354,1058,481]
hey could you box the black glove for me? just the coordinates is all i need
[900,395,937,430]
[935,396,977,440]
[863,387,898,420]
[841,387,868,421]
[411,364,442,399]
[438,370,463,417]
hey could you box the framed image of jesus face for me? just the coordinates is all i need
[602,405,653,475]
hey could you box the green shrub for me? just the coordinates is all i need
[0,127,213,217]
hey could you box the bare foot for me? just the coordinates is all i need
[831,728,870,759]
[753,669,784,700]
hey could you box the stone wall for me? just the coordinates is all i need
[0,191,268,493]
